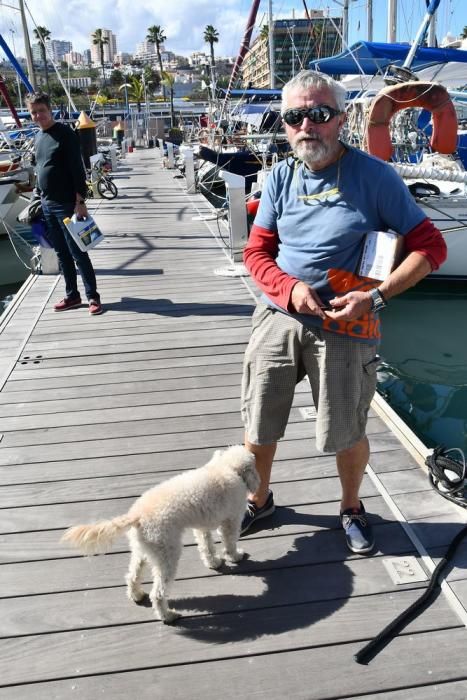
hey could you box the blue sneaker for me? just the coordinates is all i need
[340,501,375,554]
[240,491,275,535]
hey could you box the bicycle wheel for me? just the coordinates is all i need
[97,177,118,199]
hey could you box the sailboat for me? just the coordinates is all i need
[308,0,467,280]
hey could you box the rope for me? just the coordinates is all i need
[426,446,466,507]
[354,446,467,665]
[382,83,439,105]
[392,163,467,183]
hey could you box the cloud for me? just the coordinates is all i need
[0,0,254,59]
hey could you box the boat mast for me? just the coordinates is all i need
[367,0,373,42]
[19,0,36,91]
[387,0,397,42]
[342,0,349,47]
[268,0,275,88]
[220,0,261,118]
[402,0,442,69]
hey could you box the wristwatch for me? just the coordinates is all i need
[368,288,387,312]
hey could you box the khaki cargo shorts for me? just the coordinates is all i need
[241,304,379,453]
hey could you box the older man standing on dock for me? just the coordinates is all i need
[240,70,447,553]
[28,92,102,316]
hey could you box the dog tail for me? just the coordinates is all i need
[61,513,139,555]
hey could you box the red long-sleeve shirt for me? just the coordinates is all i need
[244,217,447,312]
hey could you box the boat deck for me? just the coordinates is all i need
[1,149,467,699]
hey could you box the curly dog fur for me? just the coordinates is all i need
[61,445,259,623]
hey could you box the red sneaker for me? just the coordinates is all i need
[88,298,103,315]
[54,296,82,312]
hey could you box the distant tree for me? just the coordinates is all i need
[92,29,109,85]
[0,77,20,107]
[259,25,269,42]
[33,26,51,93]
[127,75,145,112]
[143,65,161,92]
[95,93,110,116]
[204,25,219,67]
[462,26,467,39]
[146,25,166,96]
[110,69,124,87]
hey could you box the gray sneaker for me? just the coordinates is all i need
[240,491,275,536]
[340,501,375,554]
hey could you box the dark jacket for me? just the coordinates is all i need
[35,122,87,203]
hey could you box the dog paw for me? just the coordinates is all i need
[227,548,245,563]
[206,556,223,570]
[127,587,146,603]
[162,609,181,624]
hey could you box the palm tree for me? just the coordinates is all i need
[92,29,109,85]
[33,26,51,93]
[146,25,166,96]
[203,25,219,68]
[95,93,109,117]
[127,76,145,112]
[259,25,269,42]
[462,26,467,39]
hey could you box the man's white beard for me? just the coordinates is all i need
[294,137,333,167]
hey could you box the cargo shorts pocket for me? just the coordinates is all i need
[360,352,380,409]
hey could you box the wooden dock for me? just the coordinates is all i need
[1,149,467,699]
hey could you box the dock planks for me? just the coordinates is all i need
[1,149,467,698]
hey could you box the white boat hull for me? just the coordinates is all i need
[418,196,467,279]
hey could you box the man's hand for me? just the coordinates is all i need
[290,282,328,319]
[326,291,372,321]
[74,201,88,220]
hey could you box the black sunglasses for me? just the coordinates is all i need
[282,105,342,126]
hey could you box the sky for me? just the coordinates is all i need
[0,0,464,60]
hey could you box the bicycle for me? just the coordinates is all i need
[86,164,118,200]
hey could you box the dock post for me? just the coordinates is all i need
[109,145,118,171]
[180,146,195,193]
[219,170,248,263]
[39,246,59,274]
[166,142,175,169]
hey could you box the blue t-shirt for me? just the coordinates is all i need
[254,145,426,344]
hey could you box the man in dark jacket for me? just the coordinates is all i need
[28,92,102,315]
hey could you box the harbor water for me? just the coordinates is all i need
[378,279,467,455]
[0,236,29,316]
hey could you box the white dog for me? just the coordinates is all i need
[61,445,259,623]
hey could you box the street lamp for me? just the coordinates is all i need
[142,76,153,143]
[118,82,131,118]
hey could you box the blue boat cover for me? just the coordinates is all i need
[216,88,282,100]
[309,41,467,76]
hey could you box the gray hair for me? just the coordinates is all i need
[281,70,347,113]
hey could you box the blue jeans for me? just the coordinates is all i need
[42,200,99,301]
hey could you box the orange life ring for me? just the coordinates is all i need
[364,81,458,161]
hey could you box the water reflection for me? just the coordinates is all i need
[377,280,467,453]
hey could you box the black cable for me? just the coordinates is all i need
[355,446,467,664]
[354,522,467,664]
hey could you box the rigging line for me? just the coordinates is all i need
[23,0,77,112]
[326,15,368,77]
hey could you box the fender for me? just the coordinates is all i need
[365,81,458,161]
